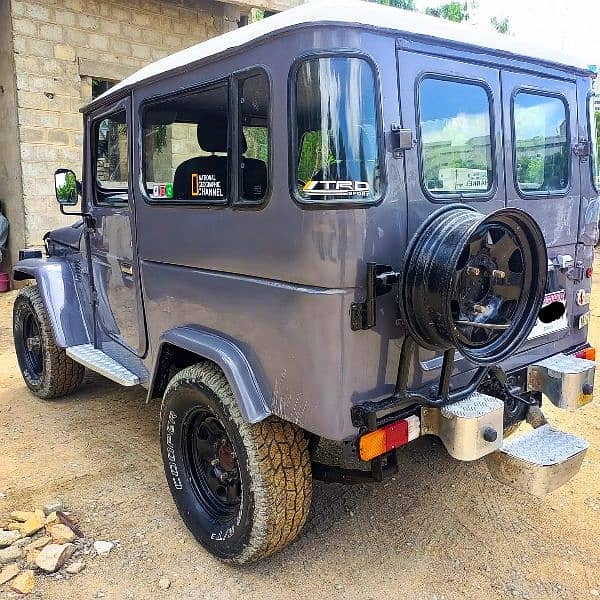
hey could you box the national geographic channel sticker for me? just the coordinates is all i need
[191,174,224,198]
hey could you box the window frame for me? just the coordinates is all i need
[231,66,273,208]
[288,50,386,209]
[92,103,130,207]
[588,91,599,194]
[138,66,272,209]
[511,87,572,199]
[415,73,497,202]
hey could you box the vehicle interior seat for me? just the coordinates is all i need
[173,114,267,202]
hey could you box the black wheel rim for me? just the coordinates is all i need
[16,307,44,379]
[183,408,242,524]
[450,222,525,349]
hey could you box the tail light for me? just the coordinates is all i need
[576,347,596,361]
[359,416,420,461]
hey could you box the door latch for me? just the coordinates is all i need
[573,140,591,158]
[390,124,414,159]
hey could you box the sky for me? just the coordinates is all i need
[414,0,600,67]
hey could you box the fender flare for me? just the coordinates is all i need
[148,326,271,424]
[13,258,90,348]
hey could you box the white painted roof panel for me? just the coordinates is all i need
[95,0,590,105]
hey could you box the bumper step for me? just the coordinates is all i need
[486,424,588,496]
[527,353,595,410]
[66,344,140,386]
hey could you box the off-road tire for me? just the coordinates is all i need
[13,284,85,399]
[160,363,312,563]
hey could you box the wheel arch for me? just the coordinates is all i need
[13,258,90,349]
[147,326,271,424]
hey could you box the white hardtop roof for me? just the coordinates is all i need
[94,0,590,106]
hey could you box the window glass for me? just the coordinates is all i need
[591,95,600,191]
[294,57,380,203]
[419,78,493,196]
[143,84,229,203]
[95,111,128,192]
[238,72,270,203]
[514,92,569,194]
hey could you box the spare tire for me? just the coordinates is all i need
[400,204,547,366]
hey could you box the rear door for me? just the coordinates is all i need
[501,71,583,348]
[397,50,505,238]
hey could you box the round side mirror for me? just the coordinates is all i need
[54,169,79,206]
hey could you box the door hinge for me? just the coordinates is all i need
[573,140,591,158]
[390,124,414,159]
[351,263,401,331]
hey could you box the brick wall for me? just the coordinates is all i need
[7,0,231,248]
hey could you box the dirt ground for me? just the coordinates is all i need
[1,278,599,600]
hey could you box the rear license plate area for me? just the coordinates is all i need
[528,289,568,340]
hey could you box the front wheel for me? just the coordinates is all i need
[13,284,85,399]
[160,363,312,563]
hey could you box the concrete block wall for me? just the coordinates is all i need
[6,0,231,252]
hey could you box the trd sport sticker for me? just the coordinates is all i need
[192,174,224,198]
[303,180,370,198]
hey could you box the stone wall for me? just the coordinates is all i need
[7,0,232,250]
[0,1,25,273]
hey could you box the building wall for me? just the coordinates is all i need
[6,0,234,252]
[0,0,26,273]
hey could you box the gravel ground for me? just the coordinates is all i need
[0,274,599,600]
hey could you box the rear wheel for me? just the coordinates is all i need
[160,363,312,563]
[13,284,85,399]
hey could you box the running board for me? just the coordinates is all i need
[485,424,588,496]
[66,344,140,386]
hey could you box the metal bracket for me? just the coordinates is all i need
[390,123,414,159]
[350,263,400,331]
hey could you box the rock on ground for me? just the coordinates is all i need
[48,524,76,544]
[24,536,50,551]
[35,543,75,573]
[0,563,20,585]
[9,511,33,523]
[21,510,45,536]
[65,561,85,575]
[10,569,35,595]
[93,541,113,556]
[42,501,64,516]
[158,577,171,590]
[0,545,21,564]
[0,530,21,548]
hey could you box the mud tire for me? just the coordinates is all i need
[13,284,85,399]
[160,363,312,563]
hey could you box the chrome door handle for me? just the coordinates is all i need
[120,262,133,276]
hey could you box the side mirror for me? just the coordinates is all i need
[54,168,80,206]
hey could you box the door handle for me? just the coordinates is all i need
[120,262,133,277]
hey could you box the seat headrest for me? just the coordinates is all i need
[197,114,247,154]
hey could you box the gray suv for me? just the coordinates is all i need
[12,1,599,563]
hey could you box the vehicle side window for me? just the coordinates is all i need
[590,95,600,192]
[293,56,381,204]
[513,92,569,194]
[237,72,270,204]
[143,83,229,204]
[418,77,493,197]
[94,111,128,203]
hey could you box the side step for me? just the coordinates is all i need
[66,344,140,386]
[486,424,588,496]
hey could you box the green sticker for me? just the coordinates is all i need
[166,183,173,199]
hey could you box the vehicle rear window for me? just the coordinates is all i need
[513,92,569,194]
[591,95,600,192]
[293,57,381,204]
[142,83,229,203]
[419,77,493,197]
[95,110,128,199]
